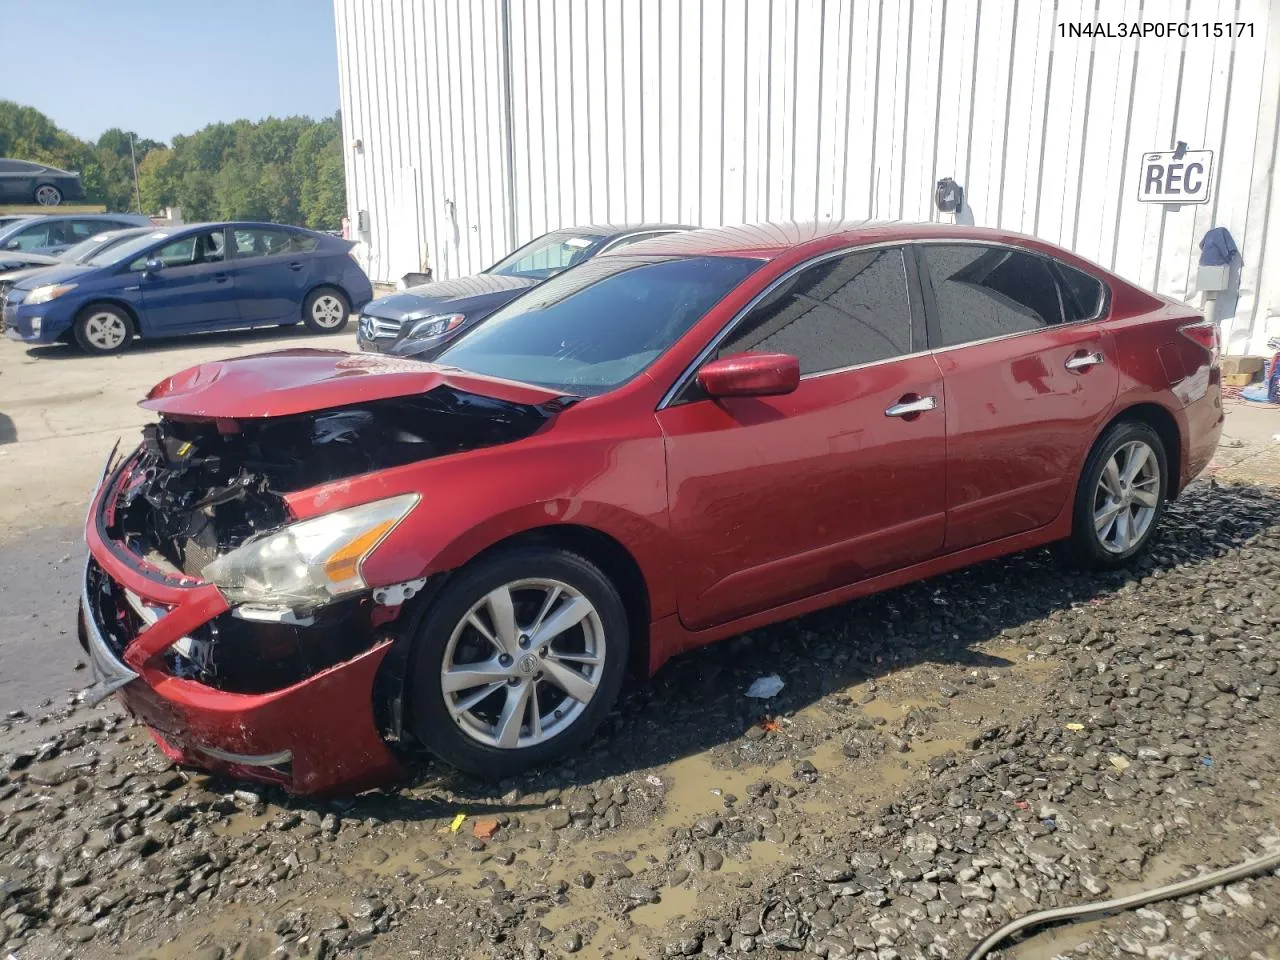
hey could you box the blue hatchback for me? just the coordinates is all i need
[2,221,373,354]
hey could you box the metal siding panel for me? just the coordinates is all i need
[721,0,748,223]
[903,0,942,223]
[1075,0,1139,266]
[569,1,593,224]
[658,0,682,221]
[1231,0,1280,354]
[1161,1,1233,303]
[337,0,1280,350]
[1037,0,1091,247]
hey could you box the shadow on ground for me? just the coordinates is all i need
[193,482,1280,823]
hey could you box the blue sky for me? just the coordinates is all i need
[0,0,340,143]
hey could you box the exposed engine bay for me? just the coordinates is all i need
[107,387,558,579]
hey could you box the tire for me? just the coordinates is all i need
[34,184,62,206]
[408,545,629,777]
[302,287,350,333]
[1058,420,1168,570]
[72,304,135,355]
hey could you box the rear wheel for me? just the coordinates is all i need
[302,287,350,333]
[34,184,62,206]
[73,304,134,355]
[408,546,629,777]
[1058,421,1167,569]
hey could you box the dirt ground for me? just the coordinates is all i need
[0,335,1278,960]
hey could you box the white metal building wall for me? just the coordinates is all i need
[335,0,1280,356]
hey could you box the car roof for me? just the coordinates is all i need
[545,223,694,240]
[611,220,1096,263]
[89,226,154,240]
[185,221,326,233]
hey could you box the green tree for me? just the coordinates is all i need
[1,102,345,227]
[137,147,176,212]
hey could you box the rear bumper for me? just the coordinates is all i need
[1180,371,1224,491]
[80,459,402,794]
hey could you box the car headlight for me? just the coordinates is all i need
[201,494,419,607]
[407,313,465,340]
[26,283,76,305]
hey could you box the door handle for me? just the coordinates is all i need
[1065,351,1105,371]
[288,261,304,271]
[213,273,229,283]
[885,395,937,418]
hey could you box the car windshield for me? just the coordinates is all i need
[435,255,762,395]
[59,233,127,263]
[85,230,172,267]
[487,231,607,279]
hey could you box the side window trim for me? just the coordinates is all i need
[911,240,1112,354]
[598,230,680,254]
[660,242,920,408]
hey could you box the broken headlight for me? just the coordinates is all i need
[201,494,419,607]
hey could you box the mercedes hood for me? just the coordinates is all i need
[360,273,539,322]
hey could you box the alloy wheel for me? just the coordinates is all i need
[1093,439,1160,553]
[34,185,61,206]
[311,294,345,327]
[441,578,606,749]
[83,312,128,351]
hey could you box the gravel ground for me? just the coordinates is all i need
[1,476,1278,960]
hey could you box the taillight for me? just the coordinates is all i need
[1178,319,1219,362]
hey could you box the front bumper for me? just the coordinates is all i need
[2,293,76,343]
[80,458,403,794]
[356,313,463,360]
[355,313,401,353]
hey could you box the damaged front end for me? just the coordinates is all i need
[83,367,565,793]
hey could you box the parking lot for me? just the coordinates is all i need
[0,333,1278,960]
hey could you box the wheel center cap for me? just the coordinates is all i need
[516,654,538,676]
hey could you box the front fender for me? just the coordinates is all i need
[284,419,676,620]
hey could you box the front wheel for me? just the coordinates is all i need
[302,287,350,333]
[34,184,62,206]
[408,546,629,777]
[73,304,135,355]
[1058,420,1168,569]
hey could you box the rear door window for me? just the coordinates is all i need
[232,228,312,258]
[921,245,1073,348]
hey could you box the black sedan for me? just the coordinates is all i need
[0,159,83,206]
[356,223,691,359]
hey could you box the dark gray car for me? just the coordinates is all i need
[356,224,692,360]
[0,159,84,206]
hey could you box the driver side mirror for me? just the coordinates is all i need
[697,352,800,399]
[143,258,164,274]
[4,240,19,251]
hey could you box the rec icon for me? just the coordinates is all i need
[1137,149,1214,204]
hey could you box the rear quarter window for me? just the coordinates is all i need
[1055,262,1107,322]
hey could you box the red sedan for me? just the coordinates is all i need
[79,222,1222,793]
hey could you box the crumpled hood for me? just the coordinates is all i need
[141,349,569,419]
[361,273,538,321]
